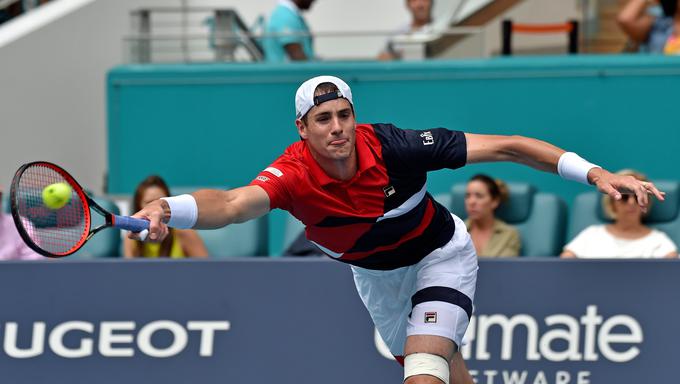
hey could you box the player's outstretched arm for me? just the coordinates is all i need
[464,133,665,211]
[129,185,270,241]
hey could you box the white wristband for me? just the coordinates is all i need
[557,152,601,185]
[160,194,198,229]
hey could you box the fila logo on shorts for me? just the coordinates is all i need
[424,312,437,323]
[383,185,396,197]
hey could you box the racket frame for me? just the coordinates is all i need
[10,161,116,258]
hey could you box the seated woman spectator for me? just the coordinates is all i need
[562,170,678,258]
[617,0,680,54]
[124,176,208,258]
[464,174,521,257]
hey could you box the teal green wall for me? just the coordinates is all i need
[108,55,680,254]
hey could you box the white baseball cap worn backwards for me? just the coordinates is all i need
[295,75,354,119]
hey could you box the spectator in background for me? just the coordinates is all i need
[562,169,678,258]
[124,176,208,259]
[464,174,521,257]
[0,186,43,260]
[618,0,680,54]
[378,0,434,60]
[263,0,316,62]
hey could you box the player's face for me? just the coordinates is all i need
[465,180,500,221]
[297,98,356,162]
[141,186,168,208]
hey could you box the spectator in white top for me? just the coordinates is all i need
[562,169,678,259]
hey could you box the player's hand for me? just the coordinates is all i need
[128,199,170,242]
[587,168,665,212]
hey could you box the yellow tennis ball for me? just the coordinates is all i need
[42,182,72,210]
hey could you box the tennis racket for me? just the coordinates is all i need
[10,161,149,258]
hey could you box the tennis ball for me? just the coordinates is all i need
[42,182,72,210]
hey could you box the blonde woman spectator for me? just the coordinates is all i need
[562,170,678,258]
[464,174,521,257]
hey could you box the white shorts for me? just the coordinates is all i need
[351,214,478,357]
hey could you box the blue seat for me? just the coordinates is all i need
[568,180,680,247]
[450,182,567,257]
[197,217,269,257]
[71,197,122,259]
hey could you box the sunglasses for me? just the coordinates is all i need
[616,194,634,203]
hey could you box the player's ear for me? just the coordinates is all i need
[295,119,308,140]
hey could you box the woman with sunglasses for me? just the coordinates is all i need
[561,170,678,258]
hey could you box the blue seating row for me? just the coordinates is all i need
[3,180,679,258]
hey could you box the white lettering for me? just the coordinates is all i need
[447,306,644,363]
[188,321,230,357]
[99,322,135,357]
[580,305,602,361]
[555,371,570,384]
[483,369,498,384]
[502,370,528,384]
[476,314,540,361]
[4,322,45,358]
[532,371,548,384]
[577,371,591,384]
[137,321,187,358]
[598,315,643,363]
[49,321,93,358]
[539,315,582,361]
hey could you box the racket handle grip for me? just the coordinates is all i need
[113,215,150,233]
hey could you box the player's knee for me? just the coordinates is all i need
[404,353,450,384]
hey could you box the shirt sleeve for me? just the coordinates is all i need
[372,123,467,173]
[249,159,297,212]
[270,11,305,47]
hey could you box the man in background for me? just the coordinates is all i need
[264,0,316,62]
[379,0,434,60]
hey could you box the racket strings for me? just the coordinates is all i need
[15,165,89,255]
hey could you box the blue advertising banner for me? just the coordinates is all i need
[0,259,676,383]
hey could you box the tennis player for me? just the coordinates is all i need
[130,75,664,384]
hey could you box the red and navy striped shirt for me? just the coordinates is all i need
[250,123,467,270]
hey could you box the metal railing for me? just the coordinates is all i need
[124,7,486,63]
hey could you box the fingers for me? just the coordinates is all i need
[126,202,169,242]
[643,181,665,201]
[600,183,622,201]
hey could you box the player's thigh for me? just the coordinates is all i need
[404,334,454,360]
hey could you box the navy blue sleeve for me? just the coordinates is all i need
[372,123,467,172]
